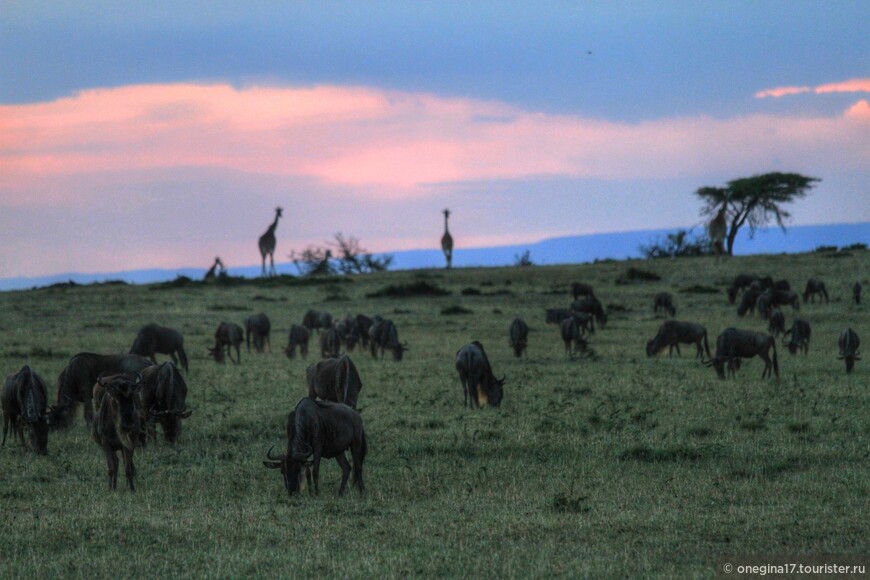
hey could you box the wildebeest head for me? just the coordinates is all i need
[487,375,506,407]
[263,410,311,495]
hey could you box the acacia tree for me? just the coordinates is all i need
[696,172,820,255]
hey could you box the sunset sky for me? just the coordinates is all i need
[1,2,869,279]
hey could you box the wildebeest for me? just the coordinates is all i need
[545,308,573,325]
[369,318,408,361]
[335,315,361,351]
[245,313,272,353]
[783,319,811,355]
[645,320,710,359]
[571,297,607,328]
[355,314,374,348]
[50,353,153,430]
[727,274,759,304]
[306,355,362,409]
[508,318,529,358]
[771,289,800,311]
[263,397,366,496]
[129,323,189,373]
[653,292,676,317]
[571,282,595,301]
[140,362,192,443]
[854,282,862,305]
[2,365,49,455]
[302,310,333,334]
[736,288,762,317]
[803,278,829,304]
[319,327,341,359]
[455,341,505,408]
[559,316,587,356]
[92,372,144,491]
[705,328,779,380]
[209,322,243,364]
[768,307,786,337]
[284,324,311,359]
[838,328,861,374]
[755,291,774,320]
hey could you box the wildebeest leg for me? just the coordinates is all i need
[674,343,682,357]
[760,353,772,379]
[335,453,351,496]
[16,417,27,448]
[1,412,10,447]
[352,446,365,495]
[105,448,119,490]
[123,447,136,492]
[84,396,94,425]
[312,452,323,495]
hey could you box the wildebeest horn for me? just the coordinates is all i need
[173,409,193,418]
[266,445,283,461]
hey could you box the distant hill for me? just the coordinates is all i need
[2,222,867,291]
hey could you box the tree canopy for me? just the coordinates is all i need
[696,172,820,255]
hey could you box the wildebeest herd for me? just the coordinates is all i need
[1,273,863,499]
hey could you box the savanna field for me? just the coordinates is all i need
[1,249,868,578]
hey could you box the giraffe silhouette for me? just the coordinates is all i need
[708,201,728,261]
[259,207,282,277]
[204,257,225,281]
[441,209,453,269]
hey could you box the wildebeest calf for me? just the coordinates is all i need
[2,365,49,455]
[803,278,829,304]
[263,397,366,496]
[92,372,144,491]
[284,324,311,359]
[838,328,860,374]
[508,318,529,358]
[129,323,189,373]
[645,320,710,359]
[245,313,272,353]
[140,362,192,444]
[306,355,362,409]
[783,319,811,355]
[705,328,779,380]
[455,341,505,408]
[768,307,785,337]
[209,322,243,364]
[653,292,676,317]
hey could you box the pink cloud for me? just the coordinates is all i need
[756,77,870,99]
[755,86,811,99]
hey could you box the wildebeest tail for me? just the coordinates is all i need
[772,339,780,379]
[177,346,189,373]
[703,331,711,359]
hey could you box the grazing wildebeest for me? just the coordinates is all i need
[508,318,529,358]
[319,327,341,359]
[571,282,595,301]
[652,292,676,317]
[768,307,786,337]
[140,362,192,444]
[571,297,607,328]
[755,291,773,320]
[736,288,762,317]
[369,318,408,361]
[263,398,366,496]
[129,324,189,373]
[705,328,779,380]
[771,289,800,311]
[306,355,362,409]
[209,322,243,364]
[50,353,152,430]
[727,274,759,304]
[245,313,272,354]
[284,324,311,359]
[803,278,829,304]
[838,328,861,374]
[455,341,505,408]
[92,372,144,491]
[335,315,361,352]
[854,282,862,305]
[545,308,573,325]
[302,310,333,334]
[2,365,49,455]
[645,320,710,359]
[559,316,587,356]
[783,319,811,355]
[355,314,374,349]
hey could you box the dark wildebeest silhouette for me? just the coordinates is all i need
[2,365,49,455]
[92,372,144,491]
[319,327,341,359]
[284,324,311,359]
[245,313,272,354]
[263,398,366,496]
[736,287,762,317]
[306,355,362,409]
[727,274,759,304]
[645,320,710,359]
[559,316,587,356]
[509,318,529,358]
[209,322,243,364]
[571,297,607,328]
[783,319,811,355]
[140,362,192,444]
[545,308,573,325]
[355,314,374,349]
[129,324,189,373]
[571,282,595,301]
[50,353,152,430]
[705,328,779,380]
[302,310,333,334]
[369,318,408,361]
[853,282,862,305]
[335,315,361,351]
[768,307,786,337]
[803,278,829,304]
[652,292,676,317]
[771,289,800,311]
[838,328,861,374]
[455,341,505,408]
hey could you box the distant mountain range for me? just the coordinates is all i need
[2,222,867,292]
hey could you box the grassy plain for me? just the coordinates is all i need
[1,249,868,578]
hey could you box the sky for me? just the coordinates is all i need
[1,1,869,279]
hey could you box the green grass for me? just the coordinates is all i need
[1,251,869,577]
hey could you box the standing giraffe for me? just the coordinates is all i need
[203,257,225,281]
[707,201,728,261]
[259,207,283,277]
[441,209,454,269]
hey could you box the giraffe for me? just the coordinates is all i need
[203,257,225,281]
[707,201,728,261]
[441,209,453,269]
[259,207,283,277]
